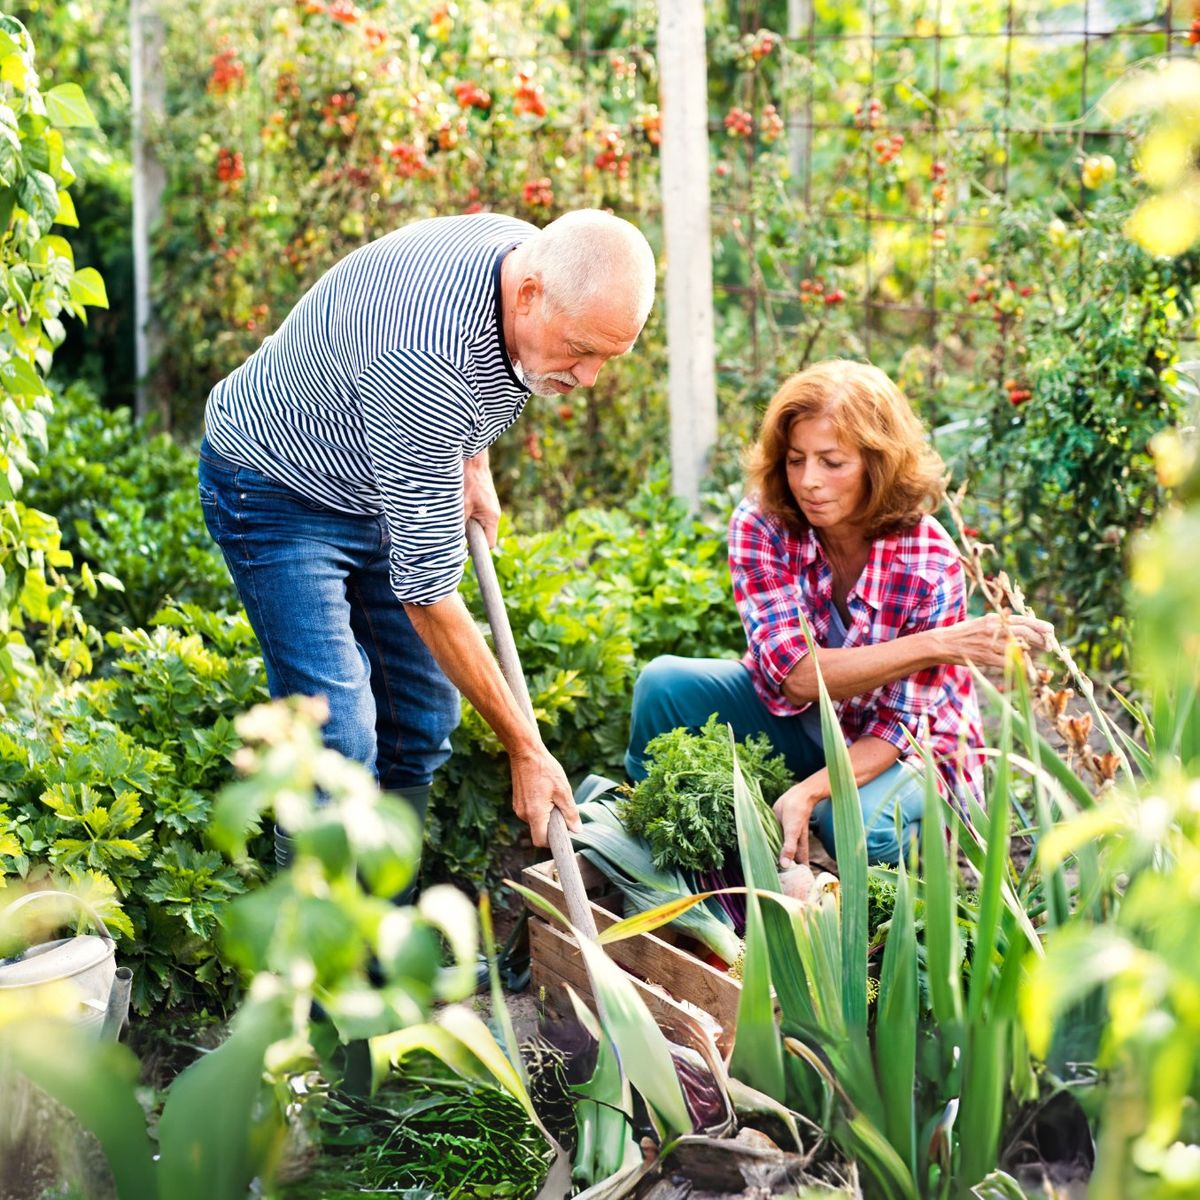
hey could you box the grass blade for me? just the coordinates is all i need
[918,740,962,1030]
[876,849,918,1178]
[802,611,869,1031]
[731,731,816,1029]
[728,875,787,1102]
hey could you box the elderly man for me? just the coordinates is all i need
[198,209,656,867]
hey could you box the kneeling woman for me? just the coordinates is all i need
[626,360,1052,868]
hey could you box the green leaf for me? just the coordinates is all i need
[69,266,108,309]
[574,931,693,1140]
[802,610,869,1030]
[53,189,78,227]
[157,994,289,1200]
[919,741,963,1028]
[966,695,1013,1025]
[728,876,787,1102]
[565,986,640,1187]
[1,52,27,90]
[0,1020,159,1200]
[876,851,917,1178]
[0,355,44,396]
[418,884,477,1001]
[728,739,787,1102]
[45,84,98,129]
[371,1004,539,1125]
[33,233,74,268]
[730,728,814,1028]
[16,169,58,222]
[507,875,693,1141]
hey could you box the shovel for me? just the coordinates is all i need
[467,520,598,941]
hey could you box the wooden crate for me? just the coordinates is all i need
[521,853,742,1059]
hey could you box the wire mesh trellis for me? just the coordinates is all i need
[709,0,1194,393]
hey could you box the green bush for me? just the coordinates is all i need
[23,382,238,629]
[0,16,109,701]
[0,603,269,1014]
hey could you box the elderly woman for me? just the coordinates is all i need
[625,360,1052,868]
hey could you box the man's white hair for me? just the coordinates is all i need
[518,209,656,326]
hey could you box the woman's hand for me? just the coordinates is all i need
[774,782,820,868]
[932,612,1056,670]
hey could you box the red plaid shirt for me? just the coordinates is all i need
[729,498,985,805]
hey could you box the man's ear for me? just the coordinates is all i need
[514,274,541,315]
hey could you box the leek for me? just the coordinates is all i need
[571,794,741,965]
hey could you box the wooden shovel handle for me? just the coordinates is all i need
[466,520,598,941]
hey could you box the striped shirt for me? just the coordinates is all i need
[729,498,985,805]
[203,213,538,604]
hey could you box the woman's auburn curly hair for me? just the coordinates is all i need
[745,359,948,540]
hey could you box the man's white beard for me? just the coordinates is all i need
[520,367,579,397]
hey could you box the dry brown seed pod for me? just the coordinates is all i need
[1064,713,1094,750]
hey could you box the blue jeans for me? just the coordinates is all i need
[197,439,460,795]
[625,655,924,866]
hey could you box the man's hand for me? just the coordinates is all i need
[510,744,581,848]
[463,451,501,548]
[774,782,819,868]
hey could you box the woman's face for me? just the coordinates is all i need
[785,415,868,535]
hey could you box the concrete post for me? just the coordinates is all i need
[130,0,166,423]
[657,0,718,509]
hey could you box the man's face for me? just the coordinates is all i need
[512,286,642,397]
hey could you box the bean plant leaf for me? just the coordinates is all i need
[69,266,107,308]
[45,83,98,129]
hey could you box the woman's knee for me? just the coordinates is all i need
[627,656,720,780]
[631,655,741,727]
[865,817,920,866]
[808,799,920,866]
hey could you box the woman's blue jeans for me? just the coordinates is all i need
[197,439,460,809]
[625,655,924,866]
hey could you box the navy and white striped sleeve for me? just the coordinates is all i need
[356,348,480,605]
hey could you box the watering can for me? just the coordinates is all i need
[0,890,132,1041]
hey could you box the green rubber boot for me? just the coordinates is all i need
[392,783,431,906]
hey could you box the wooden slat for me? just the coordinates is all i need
[529,918,734,1059]
[522,855,742,1054]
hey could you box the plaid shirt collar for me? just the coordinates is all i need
[794,524,899,613]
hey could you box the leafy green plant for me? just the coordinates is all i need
[618,713,789,873]
[570,781,742,966]
[0,603,269,1014]
[718,644,1066,1199]
[21,382,237,630]
[1,695,481,1200]
[283,1054,553,1200]
[0,16,109,700]
[1019,444,1200,1200]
